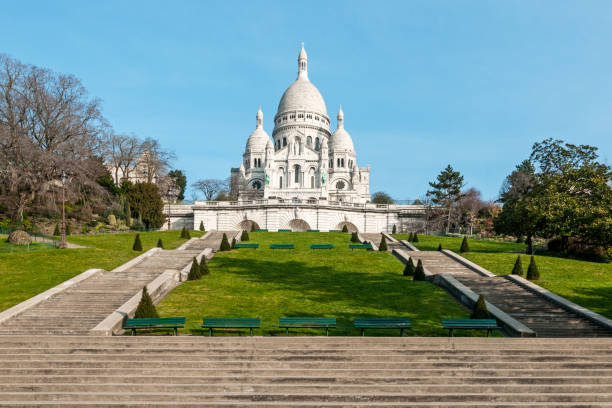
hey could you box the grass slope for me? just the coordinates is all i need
[0,231,203,312]
[395,234,612,319]
[157,232,474,336]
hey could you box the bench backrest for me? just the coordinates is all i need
[124,317,185,327]
[349,244,372,249]
[270,244,294,249]
[441,318,499,328]
[279,317,336,327]
[310,244,334,249]
[354,318,411,327]
[202,318,261,327]
[277,229,291,232]
[306,229,320,232]
[255,229,268,232]
[234,243,259,248]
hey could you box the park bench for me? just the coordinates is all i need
[307,229,320,232]
[123,317,185,336]
[310,244,334,249]
[441,318,500,337]
[201,318,261,336]
[279,317,336,336]
[349,244,372,250]
[329,229,342,232]
[234,243,259,249]
[277,229,291,232]
[255,229,268,232]
[270,244,294,249]
[353,317,412,336]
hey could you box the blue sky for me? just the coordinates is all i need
[2,1,611,201]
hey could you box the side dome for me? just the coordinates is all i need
[246,107,271,151]
[330,106,354,151]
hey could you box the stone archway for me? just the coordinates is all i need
[336,221,358,232]
[288,219,311,232]
[237,220,260,231]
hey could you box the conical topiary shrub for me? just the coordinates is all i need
[241,230,249,241]
[526,256,540,281]
[460,236,470,253]
[157,238,164,249]
[199,221,205,231]
[413,259,426,281]
[251,223,256,232]
[187,257,201,281]
[408,232,414,242]
[180,226,190,239]
[219,233,231,251]
[350,232,359,243]
[413,233,419,243]
[132,233,143,251]
[231,237,236,248]
[53,224,60,236]
[392,225,397,234]
[379,235,388,251]
[437,243,443,251]
[199,257,210,276]
[342,225,348,233]
[134,287,158,318]
[511,255,523,276]
[403,258,415,276]
[471,295,490,319]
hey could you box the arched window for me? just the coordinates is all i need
[276,140,280,150]
[337,158,340,167]
[294,165,300,184]
[283,137,287,147]
[310,175,315,188]
[329,159,333,168]
[279,176,283,189]
[252,180,262,189]
[315,138,320,151]
[307,136,312,147]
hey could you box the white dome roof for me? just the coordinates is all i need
[246,107,271,151]
[277,77,327,116]
[331,106,354,151]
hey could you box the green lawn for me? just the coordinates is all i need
[157,232,475,336]
[395,234,612,319]
[0,230,203,312]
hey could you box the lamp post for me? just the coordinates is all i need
[425,192,431,236]
[59,171,67,249]
[166,186,172,231]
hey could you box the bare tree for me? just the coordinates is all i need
[140,138,175,183]
[105,132,143,184]
[191,179,225,201]
[457,188,486,235]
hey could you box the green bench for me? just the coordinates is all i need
[310,244,334,249]
[353,318,412,336]
[329,229,342,232]
[349,244,372,250]
[441,318,500,337]
[255,229,268,232]
[201,318,261,336]
[279,317,336,336]
[270,244,294,249]
[234,243,259,249]
[277,229,291,232]
[306,229,320,232]
[123,317,185,336]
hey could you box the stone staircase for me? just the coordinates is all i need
[0,336,610,406]
[185,230,239,251]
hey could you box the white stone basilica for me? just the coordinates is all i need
[231,45,370,203]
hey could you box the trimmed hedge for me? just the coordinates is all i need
[134,286,158,318]
[132,233,143,251]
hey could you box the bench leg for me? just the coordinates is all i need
[325,328,329,336]
[487,329,491,337]
[286,327,289,336]
[448,329,453,337]
[209,328,213,337]
[250,328,253,336]
[361,328,365,337]
[132,329,136,336]
[174,327,177,336]
[400,328,404,337]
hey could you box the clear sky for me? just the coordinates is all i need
[2,1,611,201]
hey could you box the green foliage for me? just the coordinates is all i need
[379,235,387,251]
[413,233,419,243]
[437,243,442,251]
[342,224,348,233]
[350,232,359,243]
[251,223,256,232]
[180,226,190,239]
[428,164,465,232]
[471,295,490,319]
[219,233,231,251]
[53,224,60,236]
[187,257,201,280]
[371,191,394,204]
[199,220,205,231]
[199,257,210,276]
[392,225,397,234]
[125,182,166,229]
[134,286,158,318]
[132,233,143,251]
[168,169,187,201]
[231,237,236,248]
[460,236,470,253]
[408,232,414,242]
[156,238,164,249]
[65,224,70,236]
[403,258,415,276]
[527,256,540,281]
[413,259,426,281]
[97,171,120,196]
[241,230,249,241]
[511,255,523,275]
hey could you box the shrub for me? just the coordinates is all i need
[180,226,190,239]
[350,232,359,243]
[251,223,256,232]
[511,255,523,276]
[527,256,540,281]
[187,257,201,280]
[157,238,164,249]
[199,220,205,231]
[413,259,426,281]
[219,233,231,251]
[379,235,388,251]
[408,232,414,242]
[199,257,210,275]
[403,258,415,276]
[231,237,236,248]
[437,243,442,251]
[132,233,143,251]
[471,295,490,319]
[460,236,470,253]
[53,224,60,236]
[342,225,348,233]
[134,287,158,318]
[241,230,249,241]
[108,214,117,226]
[413,233,419,243]
[392,225,397,234]
[65,224,71,236]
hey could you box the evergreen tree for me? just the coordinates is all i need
[168,169,187,201]
[460,236,470,253]
[125,182,166,229]
[219,233,231,251]
[251,223,256,232]
[180,226,190,239]
[526,256,540,281]
[134,287,158,318]
[342,225,348,233]
[413,259,426,281]
[413,233,419,243]
[157,238,164,249]
[392,225,397,234]
[187,257,201,280]
[409,232,414,242]
[199,220,205,231]
[350,232,359,243]
[379,235,388,251]
[132,233,143,251]
[53,224,60,236]
[427,164,465,234]
[511,255,523,276]
[471,295,490,319]
[231,237,236,248]
[241,230,249,241]
[403,258,415,276]
[437,243,443,251]
[199,257,210,275]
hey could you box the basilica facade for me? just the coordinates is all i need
[231,45,371,203]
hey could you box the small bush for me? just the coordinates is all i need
[219,233,231,251]
[180,226,190,239]
[132,233,143,251]
[187,257,201,280]
[379,235,388,251]
[392,225,397,234]
[342,225,348,233]
[241,230,249,241]
[108,214,117,226]
[413,233,419,243]
[403,258,415,276]
[413,259,426,281]
[437,243,443,251]
[471,295,490,319]
[408,232,414,242]
[199,220,205,231]
[199,257,210,276]
[350,232,359,243]
[134,287,158,318]
[251,223,256,232]
[511,255,523,276]
[231,237,236,248]
[157,238,164,249]
[53,224,60,236]
[527,256,540,281]
[460,236,470,253]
